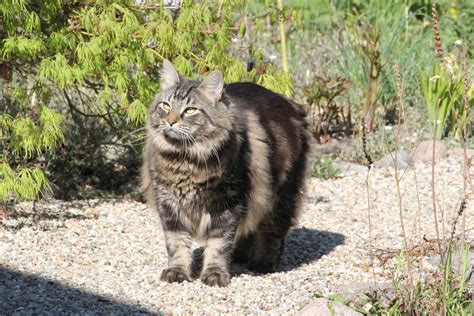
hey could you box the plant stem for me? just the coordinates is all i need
[277,0,288,74]
[459,44,472,250]
[392,63,413,288]
[362,121,377,288]
[431,107,442,256]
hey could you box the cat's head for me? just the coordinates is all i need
[147,60,232,155]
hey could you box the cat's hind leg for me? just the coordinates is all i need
[232,232,255,264]
[248,143,307,273]
[248,230,285,273]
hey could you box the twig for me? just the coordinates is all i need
[392,63,413,287]
[431,102,442,255]
[362,119,377,288]
[277,0,288,74]
[459,42,473,249]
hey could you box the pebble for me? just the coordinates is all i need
[1,157,473,314]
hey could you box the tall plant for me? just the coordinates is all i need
[419,1,473,139]
[419,63,465,139]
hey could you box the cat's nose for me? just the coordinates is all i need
[167,113,179,126]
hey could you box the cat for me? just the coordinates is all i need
[141,60,310,287]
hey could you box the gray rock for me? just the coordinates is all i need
[413,140,447,162]
[424,250,474,284]
[332,281,394,303]
[308,138,354,163]
[447,148,474,160]
[374,150,412,169]
[298,298,362,316]
[334,161,368,176]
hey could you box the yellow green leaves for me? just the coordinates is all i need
[1,0,294,203]
[173,56,193,76]
[0,164,50,201]
[0,107,62,201]
[257,67,293,96]
[1,107,63,159]
[128,100,147,125]
[2,36,46,59]
[39,107,64,151]
[419,64,466,139]
[39,54,86,88]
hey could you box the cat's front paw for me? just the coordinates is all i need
[201,269,230,287]
[160,268,191,283]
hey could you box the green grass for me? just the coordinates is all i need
[316,246,473,315]
[311,155,342,180]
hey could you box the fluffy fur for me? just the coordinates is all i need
[142,60,310,286]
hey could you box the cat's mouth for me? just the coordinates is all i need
[163,128,189,142]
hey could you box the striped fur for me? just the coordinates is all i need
[142,60,310,286]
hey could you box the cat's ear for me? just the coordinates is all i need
[161,59,180,90]
[198,70,224,103]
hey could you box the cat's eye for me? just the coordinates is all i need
[160,102,171,112]
[184,107,198,115]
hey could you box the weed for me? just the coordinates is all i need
[304,74,351,141]
[311,155,341,180]
[342,125,398,164]
[318,245,473,315]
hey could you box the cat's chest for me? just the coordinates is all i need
[158,184,213,239]
[158,182,204,207]
[154,154,221,186]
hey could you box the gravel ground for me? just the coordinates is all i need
[1,156,473,314]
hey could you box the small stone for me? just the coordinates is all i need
[334,161,368,175]
[413,140,447,162]
[374,150,412,169]
[298,298,362,316]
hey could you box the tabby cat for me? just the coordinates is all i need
[142,60,310,287]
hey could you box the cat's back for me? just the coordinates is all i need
[224,82,306,121]
[224,82,309,189]
[224,82,308,150]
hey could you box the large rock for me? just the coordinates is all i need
[413,140,447,162]
[308,138,354,163]
[374,150,412,169]
[298,298,362,316]
[447,148,474,160]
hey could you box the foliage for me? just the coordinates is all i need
[343,125,398,164]
[316,246,473,315]
[1,96,63,200]
[0,0,292,201]
[333,0,437,130]
[304,74,351,140]
[366,247,472,315]
[419,62,467,139]
[311,155,341,180]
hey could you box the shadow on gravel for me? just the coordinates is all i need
[279,227,345,271]
[0,267,160,315]
[190,228,345,277]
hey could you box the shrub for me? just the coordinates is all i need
[0,0,292,201]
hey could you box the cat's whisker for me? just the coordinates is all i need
[202,135,222,175]
[187,133,211,188]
